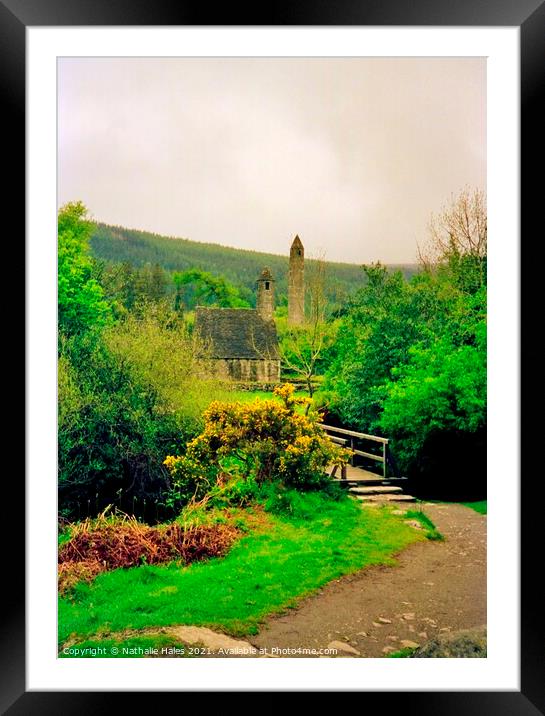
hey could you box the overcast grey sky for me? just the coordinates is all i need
[58,57,486,264]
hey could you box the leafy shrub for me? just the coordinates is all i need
[102,301,227,431]
[58,333,183,522]
[163,384,350,509]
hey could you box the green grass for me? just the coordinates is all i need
[222,389,316,407]
[60,634,192,658]
[404,509,444,541]
[387,646,418,658]
[461,500,487,515]
[59,494,424,646]
[58,527,72,547]
[224,390,275,403]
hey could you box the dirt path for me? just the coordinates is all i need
[249,503,486,657]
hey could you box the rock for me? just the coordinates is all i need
[402,613,416,620]
[357,631,368,637]
[372,622,383,628]
[168,626,257,655]
[377,617,392,624]
[410,626,487,658]
[404,520,424,529]
[386,635,399,642]
[327,640,361,656]
[418,632,428,639]
[400,640,420,649]
[382,646,396,654]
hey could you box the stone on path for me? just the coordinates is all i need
[168,625,257,655]
[377,617,392,624]
[404,520,424,530]
[400,640,420,649]
[327,640,361,656]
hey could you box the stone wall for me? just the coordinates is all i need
[213,358,280,383]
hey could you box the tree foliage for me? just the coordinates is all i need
[58,201,112,334]
[58,332,180,521]
[324,188,487,492]
[173,268,249,310]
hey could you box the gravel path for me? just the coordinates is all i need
[250,503,486,657]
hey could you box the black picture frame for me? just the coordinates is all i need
[10,0,543,711]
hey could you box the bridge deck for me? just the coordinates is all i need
[329,465,385,482]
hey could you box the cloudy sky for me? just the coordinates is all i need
[58,57,486,264]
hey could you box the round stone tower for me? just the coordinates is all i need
[288,235,304,326]
[256,267,275,322]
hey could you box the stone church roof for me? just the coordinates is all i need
[195,307,279,360]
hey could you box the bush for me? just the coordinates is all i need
[58,333,182,522]
[102,301,226,431]
[163,384,350,509]
[58,300,231,521]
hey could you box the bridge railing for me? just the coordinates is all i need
[318,423,389,480]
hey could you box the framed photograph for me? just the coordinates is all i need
[10,0,543,710]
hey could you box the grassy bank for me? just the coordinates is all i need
[59,493,425,647]
[461,500,487,515]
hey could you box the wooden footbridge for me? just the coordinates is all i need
[319,423,415,504]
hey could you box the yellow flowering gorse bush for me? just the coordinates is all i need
[164,384,350,504]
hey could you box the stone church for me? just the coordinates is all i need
[195,235,304,383]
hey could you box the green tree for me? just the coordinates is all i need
[58,201,112,335]
[325,264,447,431]
[277,258,337,398]
[172,269,250,309]
[380,287,486,475]
[419,186,487,293]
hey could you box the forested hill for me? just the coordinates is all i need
[90,222,418,305]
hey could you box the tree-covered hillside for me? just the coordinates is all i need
[91,222,418,307]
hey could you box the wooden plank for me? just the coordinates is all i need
[328,436,348,445]
[327,465,383,481]
[318,423,389,444]
[353,449,384,462]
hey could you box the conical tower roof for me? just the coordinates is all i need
[291,235,303,249]
[258,267,273,281]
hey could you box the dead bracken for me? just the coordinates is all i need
[58,509,239,594]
